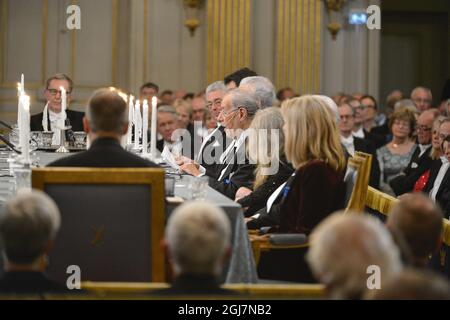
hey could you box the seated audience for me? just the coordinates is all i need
[155,201,235,295]
[0,190,67,294]
[411,86,433,113]
[248,96,346,233]
[424,119,450,218]
[156,105,191,157]
[307,213,403,299]
[139,82,159,102]
[239,76,277,109]
[224,67,257,89]
[386,193,442,268]
[173,99,193,130]
[377,108,417,195]
[338,103,380,188]
[180,89,257,199]
[389,109,439,195]
[366,268,450,300]
[276,87,296,102]
[235,107,294,216]
[48,89,158,167]
[160,90,175,106]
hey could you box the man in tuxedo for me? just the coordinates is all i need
[338,104,380,188]
[0,190,68,294]
[30,74,84,145]
[390,109,438,195]
[180,89,257,199]
[176,81,231,179]
[156,105,186,156]
[48,89,158,168]
[155,201,235,296]
[347,98,385,148]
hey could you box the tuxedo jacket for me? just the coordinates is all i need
[198,125,232,179]
[30,110,85,132]
[423,159,450,218]
[389,146,433,196]
[208,138,256,200]
[238,157,294,217]
[48,137,159,168]
[353,137,381,189]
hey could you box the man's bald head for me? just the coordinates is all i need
[387,193,443,265]
[416,109,439,145]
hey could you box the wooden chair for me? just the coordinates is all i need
[32,167,166,283]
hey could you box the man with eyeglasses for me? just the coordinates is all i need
[176,81,231,179]
[390,109,439,196]
[411,86,433,113]
[30,74,84,145]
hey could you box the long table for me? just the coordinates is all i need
[0,150,258,284]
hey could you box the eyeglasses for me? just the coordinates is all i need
[361,104,375,109]
[46,88,72,96]
[219,108,240,118]
[340,115,354,120]
[416,125,432,132]
[206,99,222,108]
[413,98,431,104]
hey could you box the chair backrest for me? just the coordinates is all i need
[344,156,369,213]
[32,167,166,283]
[343,157,362,210]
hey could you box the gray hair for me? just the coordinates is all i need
[165,201,231,275]
[206,81,227,95]
[0,190,61,264]
[240,76,276,109]
[157,105,178,119]
[411,86,433,101]
[394,99,418,113]
[226,88,259,118]
[313,95,340,123]
[307,213,403,299]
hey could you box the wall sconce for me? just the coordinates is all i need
[323,0,347,40]
[183,0,204,37]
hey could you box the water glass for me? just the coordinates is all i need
[73,131,87,148]
[13,167,31,192]
[188,176,209,200]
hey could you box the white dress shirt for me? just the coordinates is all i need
[353,127,365,139]
[418,144,431,157]
[430,156,450,201]
[341,135,355,157]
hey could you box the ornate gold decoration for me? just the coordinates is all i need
[323,0,347,40]
[182,0,205,36]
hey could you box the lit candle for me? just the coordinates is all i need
[150,96,157,159]
[21,95,30,163]
[142,99,149,155]
[127,95,134,145]
[59,86,67,128]
[20,74,24,94]
[17,83,22,135]
[134,99,141,149]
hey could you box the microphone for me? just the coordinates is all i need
[0,134,21,154]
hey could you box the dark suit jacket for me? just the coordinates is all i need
[364,129,387,149]
[199,125,231,179]
[0,271,68,294]
[208,138,256,200]
[237,158,294,217]
[353,137,381,189]
[389,146,433,196]
[30,110,85,132]
[47,137,159,168]
[423,159,450,218]
[152,274,237,296]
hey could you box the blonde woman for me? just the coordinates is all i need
[263,96,347,234]
[235,107,294,216]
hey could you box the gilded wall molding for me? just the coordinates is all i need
[276,0,322,94]
[206,0,252,84]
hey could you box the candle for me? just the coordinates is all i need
[20,74,24,94]
[134,100,141,149]
[142,99,149,155]
[59,86,67,128]
[17,83,22,137]
[150,96,157,159]
[127,95,134,145]
[21,95,30,164]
